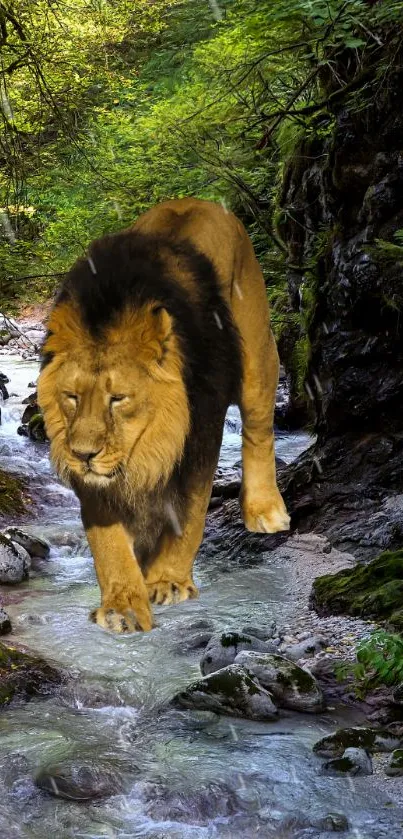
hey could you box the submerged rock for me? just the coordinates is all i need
[234,651,324,713]
[173,664,279,720]
[0,533,29,583]
[314,813,349,832]
[385,749,403,777]
[2,527,50,560]
[0,607,11,635]
[35,759,124,800]
[313,726,401,758]
[323,747,373,776]
[0,641,61,705]
[200,631,277,676]
[311,550,403,629]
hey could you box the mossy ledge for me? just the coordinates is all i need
[311,550,403,630]
[0,641,62,706]
[0,468,26,519]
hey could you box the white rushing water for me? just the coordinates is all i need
[0,358,402,839]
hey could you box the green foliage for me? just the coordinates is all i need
[337,631,403,697]
[0,0,402,316]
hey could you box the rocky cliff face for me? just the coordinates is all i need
[279,48,403,439]
[276,39,403,556]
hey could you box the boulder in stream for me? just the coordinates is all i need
[0,533,30,583]
[0,641,62,705]
[313,726,401,758]
[385,749,403,777]
[35,758,125,801]
[2,527,50,560]
[200,631,278,676]
[173,664,279,720]
[0,607,11,635]
[234,651,324,713]
[322,747,373,777]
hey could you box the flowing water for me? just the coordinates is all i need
[0,358,402,839]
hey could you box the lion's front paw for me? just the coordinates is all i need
[242,490,290,534]
[90,594,153,633]
[147,579,199,606]
[90,607,142,634]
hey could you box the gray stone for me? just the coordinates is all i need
[283,635,327,661]
[35,759,124,800]
[241,622,278,641]
[234,651,324,713]
[0,534,29,583]
[173,664,279,720]
[200,631,277,676]
[2,527,50,559]
[313,726,401,758]
[0,607,11,635]
[314,813,349,832]
[385,749,403,777]
[323,747,373,776]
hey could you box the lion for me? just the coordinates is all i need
[37,198,290,633]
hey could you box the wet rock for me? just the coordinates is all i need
[28,381,36,389]
[234,651,324,713]
[322,747,373,776]
[313,726,400,758]
[0,372,9,384]
[173,664,279,720]
[241,622,278,641]
[200,631,277,676]
[311,550,403,629]
[28,413,47,443]
[0,607,11,634]
[392,683,403,705]
[2,527,50,559]
[283,635,327,661]
[0,533,29,583]
[0,641,61,705]
[0,380,9,399]
[35,759,124,800]
[385,749,403,777]
[314,813,349,832]
[21,403,37,424]
[143,778,240,823]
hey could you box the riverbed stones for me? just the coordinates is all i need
[0,533,29,583]
[35,759,124,800]
[313,726,401,758]
[0,607,11,634]
[0,641,61,705]
[2,527,50,560]
[234,651,324,713]
[385,749,403,776]
[323,747,373,776]
[200,631,277,676]
[173,664,279,720]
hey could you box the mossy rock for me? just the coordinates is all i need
[0,469,26,517]
[313,726,401,758]
[386,749,403,776]
[172,664,278,720]
[311,550,403,628]
[28,413,48,443]
[235,651,324,713]
[0,641,62,705]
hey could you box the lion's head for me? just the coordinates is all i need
[38,299,190,496]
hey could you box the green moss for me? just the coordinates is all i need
[313,727,378,757]
[199,667,261,698]
[219,632,252,649]
[0,468,26,517]
[0,641,61,706]
[386,749,403,776]
[311,550,403,628]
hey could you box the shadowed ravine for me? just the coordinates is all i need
[0,358,402,839]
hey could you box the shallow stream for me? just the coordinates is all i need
[0,358,402,838]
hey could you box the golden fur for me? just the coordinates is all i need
[38,198,290,634]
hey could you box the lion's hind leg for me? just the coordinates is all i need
[233,237,290,534]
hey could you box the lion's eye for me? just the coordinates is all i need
[110,395,126,404]
[64,393,78,403]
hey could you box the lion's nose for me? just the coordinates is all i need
[72,447,102,463]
